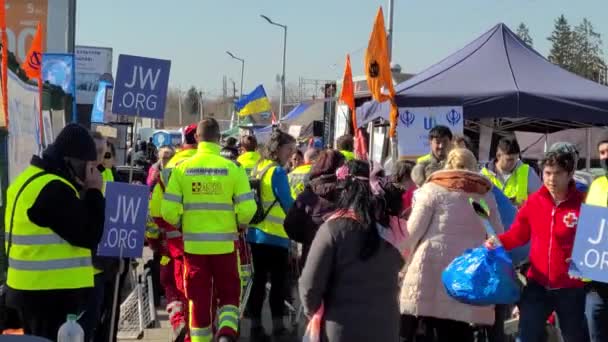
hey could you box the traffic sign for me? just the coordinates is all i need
[569,204,608,282]
[97,182,149,258]
[111,54,171,119]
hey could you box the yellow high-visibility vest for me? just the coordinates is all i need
[288,164,312,199]
[340,150,355,161]
[582,176,608,282]
[237,151,261,176]
[161,142,256,255]
[5,166,94,290]
[416,154,432,164]
[253,159,288,239]
[587,176,608,207]
[481,163,530,205]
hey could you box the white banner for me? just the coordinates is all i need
[42,110,53,147]
[397,106,464,157]
[8,71,41,182]
[75,45,113,104]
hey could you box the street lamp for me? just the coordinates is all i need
[226,51,245,100]
[260,14,287,120]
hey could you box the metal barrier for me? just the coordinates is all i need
[117,268,156,339]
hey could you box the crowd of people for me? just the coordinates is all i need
[5,118,608,342]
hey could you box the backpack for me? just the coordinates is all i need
[249,161,278,225]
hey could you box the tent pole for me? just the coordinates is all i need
[586,127,592,171]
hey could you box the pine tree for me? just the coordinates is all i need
[571,18,605,81]
[185,86,200,116]
[547,15,574,70]
[516,23,533,47]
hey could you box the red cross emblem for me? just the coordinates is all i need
[563,212,578,228]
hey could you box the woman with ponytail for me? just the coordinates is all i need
[298,160,404,342]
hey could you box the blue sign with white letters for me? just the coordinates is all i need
[97,182,150,258]
[569,204,608,282]
[111,54,171,119]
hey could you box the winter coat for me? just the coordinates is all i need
[284,175,339,265]
[498,182,585,289]
[399,170,504,326]
[299,215,404,342]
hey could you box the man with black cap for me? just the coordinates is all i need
[4,123,105,340]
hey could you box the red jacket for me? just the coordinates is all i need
[498,183,584,289]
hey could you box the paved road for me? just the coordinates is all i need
[133,307,303,342]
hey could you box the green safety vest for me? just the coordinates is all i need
[416,154,432,164]
[162,142,256,255]
[587,176,608,207]
[340,150,355,161]
[5,165,94,290]
[481,163,530,205]
[288,164,312,199]
[253,159,288,239]
[237,151,261,176]
[100,167,114,195]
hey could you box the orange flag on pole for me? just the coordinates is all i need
[21,23,43,80]
[21,22,44,142]
[339,54,356,121]
[339,54,367,159]
[0,0,8,126]
[365,7,398,137]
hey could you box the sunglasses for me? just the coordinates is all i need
[104,152,112,159]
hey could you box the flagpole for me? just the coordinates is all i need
[387,0,398,163]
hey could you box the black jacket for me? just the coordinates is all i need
[284,175,339,266]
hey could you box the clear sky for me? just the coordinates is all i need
[76,0,608,98]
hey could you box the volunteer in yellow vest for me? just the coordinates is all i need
[336,134,355,161]
[161,119,256,342]
[288,148,320,199]
[237,135,261,176]
[481,137,542,206]
[583,134,608,340]
[246,129,296,340]
[4,124,104,340]
[411,125,453,187]
[149,145,193,340]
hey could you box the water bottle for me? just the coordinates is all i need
[57,314,84,342]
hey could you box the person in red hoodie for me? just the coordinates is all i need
[486,149,589,342]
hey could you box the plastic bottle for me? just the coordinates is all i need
[57,314,84,342]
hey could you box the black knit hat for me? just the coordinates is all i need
[47,123,97,161]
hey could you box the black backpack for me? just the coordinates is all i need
[249,162,278,224]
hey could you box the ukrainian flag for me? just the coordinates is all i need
[236,85,272,116]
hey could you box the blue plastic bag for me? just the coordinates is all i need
[442,246,520,306]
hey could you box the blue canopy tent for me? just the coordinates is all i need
[252,99,328,142]
[358,23,608,129]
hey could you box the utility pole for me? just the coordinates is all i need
[387,0,394,61]
[199,91,204,121]
[178,88,183,126]
[230,80,237,128]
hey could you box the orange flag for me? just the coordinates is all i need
[339,54,356,121]
[365,7,398,137]
[21,23,43,80]
[0,0,7,126]
[339,54,367,159]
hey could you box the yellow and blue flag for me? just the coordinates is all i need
[236,85,271,116]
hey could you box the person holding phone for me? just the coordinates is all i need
[4,124,105,341]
